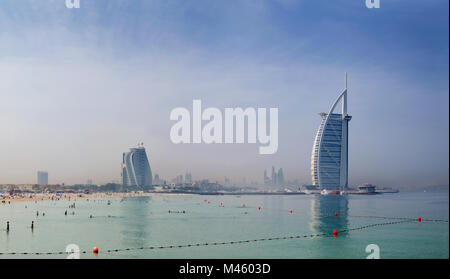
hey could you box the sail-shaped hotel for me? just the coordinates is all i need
[311,76,352,190]
[122,143,153,189]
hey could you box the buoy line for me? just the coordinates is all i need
[0,219,415,256]
[211,203,449,223]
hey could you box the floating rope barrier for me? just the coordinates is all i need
[0,219,416,256]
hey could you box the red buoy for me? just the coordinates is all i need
[289,210,293,214]
[334,212,338,217]
[333,229,338,237]
[418,217,422,222]
[258,206,261,211]
[220,202,223,206]
[242,204,245,207]
[93,247,99,254]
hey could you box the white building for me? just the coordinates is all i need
[122,143,153,188]
[311,75,352,190]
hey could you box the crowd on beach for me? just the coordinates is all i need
[0,191,170,205]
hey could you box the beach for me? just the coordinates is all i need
[0,191,192,204]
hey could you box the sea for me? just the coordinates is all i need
[0,192,448,259]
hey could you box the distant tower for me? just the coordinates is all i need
[264,170,270,185]
[277,168,284,186]
[185,172,192,184]
[122,143,153,189]
[37,171,48,185]
[311,74,352,190]
[271,166,277,186]
[154,174,160,185]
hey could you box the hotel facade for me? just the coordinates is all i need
[122,144,153,189]
[311,79,352,190]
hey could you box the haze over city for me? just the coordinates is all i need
[0,0,448,189]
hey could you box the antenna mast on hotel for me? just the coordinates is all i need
[343,72,348,116]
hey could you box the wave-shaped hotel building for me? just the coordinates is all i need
[311,76,352,190]
[122,143,153,189]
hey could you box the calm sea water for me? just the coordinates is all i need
[0,192,448,259]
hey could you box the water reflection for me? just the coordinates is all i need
[310,195,349,236]
[119,196,152,249]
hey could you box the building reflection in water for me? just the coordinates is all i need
[310,195,349,236]
[119,196,152,249]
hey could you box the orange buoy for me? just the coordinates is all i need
[93,247,99,254]
[333,229,338,237]
[334,212,338,217]
[418,217,422,222]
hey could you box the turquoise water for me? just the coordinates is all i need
[0,192,448,259]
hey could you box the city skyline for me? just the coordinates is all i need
[0,1,448,188]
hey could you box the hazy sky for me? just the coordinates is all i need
[0,0,448,188]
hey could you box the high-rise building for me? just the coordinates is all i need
[311,75,352,190]
[263,170,270,185]
[271,166,277,185]
[185,172,192,184]
[37,171,48,185]
[122,143,153,189]
[277,168,284,186]
[154,174,160,185]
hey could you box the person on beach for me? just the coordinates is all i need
[6,221,9,232]
[65,210,67,216]
[31,221,34,230]
[36,210,39,216]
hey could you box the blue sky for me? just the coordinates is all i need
[0,0,448,187]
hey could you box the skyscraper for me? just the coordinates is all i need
[122,143,153,189]
[311,75,352,190]
[271,166,277,185]
[185,172,192,184]
[37,171,48,185]
[277,168,284,186]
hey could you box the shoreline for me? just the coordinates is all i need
[0,192,194,204]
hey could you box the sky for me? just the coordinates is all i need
[0,0,448,188]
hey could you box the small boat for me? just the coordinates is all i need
[320,189,330,195]
[331,190,340,195]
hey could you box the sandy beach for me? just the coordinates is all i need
[0,192,192,204]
